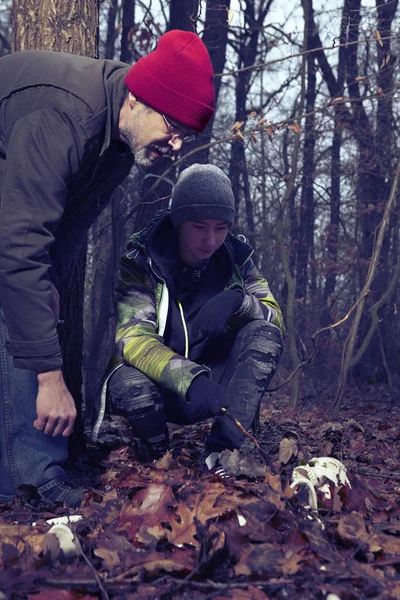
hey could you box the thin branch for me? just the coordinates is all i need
[217,34,396,78]
[221,408,276,474]
[268,291,371,394]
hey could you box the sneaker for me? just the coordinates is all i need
[137,430,170,462]
[39,482,86,508]
[204,452,233,481]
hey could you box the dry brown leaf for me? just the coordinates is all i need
[278,548,305,575]
[94,547,120,571]
[263,472,286,511]
[265,126,274,140]
[230,120,245,133]
[288,122,301,134]
[166,486,243,547]
[27,592,76,600]
[215,585,269,599]
[338,513,382,552]
[279,438,298,464]
[0,524,45,568]
[234,542,283,577]
[154,450,176,470]
[120,555,190,577]
[373,29,384,47]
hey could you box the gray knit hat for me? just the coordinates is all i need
[170,164,236,227]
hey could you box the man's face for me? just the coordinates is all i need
[178,219,229,267]
[119,95,191,167]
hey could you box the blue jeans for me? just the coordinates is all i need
[0,305,68,503]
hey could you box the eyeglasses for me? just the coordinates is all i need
[162,114,196,143]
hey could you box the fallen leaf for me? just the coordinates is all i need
[279,438,298,464]
[27,592,76,600]
[94,547,120,571]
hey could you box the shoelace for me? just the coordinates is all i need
[212,465,231,479]
[205,452,232,480]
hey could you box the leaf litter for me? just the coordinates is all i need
[0,382,399,599]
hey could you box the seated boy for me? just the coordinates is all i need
[93,164,284,472]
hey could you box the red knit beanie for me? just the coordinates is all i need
[125,30,215,133]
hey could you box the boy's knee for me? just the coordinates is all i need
[238,321,283,357]
[108,365,159,415]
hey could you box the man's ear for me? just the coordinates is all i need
[128,92,137,110]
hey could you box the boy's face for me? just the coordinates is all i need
[178,219,229,267]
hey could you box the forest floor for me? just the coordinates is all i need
[0,379,399,600]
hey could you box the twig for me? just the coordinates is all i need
[268,290,371,393]
[78,537,110,600]
[267,354,314,392]
[221,409,276,474]
[217,34,396,77]
[311,291,371,341]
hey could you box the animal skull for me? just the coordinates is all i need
[290,456,351,512]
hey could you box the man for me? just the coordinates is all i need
[0,31,215,507]
[94,164,284,474]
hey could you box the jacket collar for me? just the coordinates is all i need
[100,63,130,156]
[127,210,254,274]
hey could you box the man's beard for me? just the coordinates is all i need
[122,128,172,167]
[134,143,172,167]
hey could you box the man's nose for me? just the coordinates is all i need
[168,136,183,152]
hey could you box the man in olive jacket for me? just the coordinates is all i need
[0,31,214,507]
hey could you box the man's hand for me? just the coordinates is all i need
[34,369,77,437]
[192,289,244,338]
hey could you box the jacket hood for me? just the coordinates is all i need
[127,210,254,277]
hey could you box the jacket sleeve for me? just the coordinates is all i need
[231,259,285,335]
[0,109,87,371]
[115,253,208,398]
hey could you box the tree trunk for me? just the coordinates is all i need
[120,0,135,64]
[134,1,200,231]
[182,0,231,167]
[167,0,198,32]
[310,0,399,385]
[296,0,316,311]
[12,0,98,55]
[105,0,118,59]
[228,0,272,246]
[12,0,99,457]
[345,0,398,381]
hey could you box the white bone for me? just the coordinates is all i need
[290,457,351,513]
[43,523,81,562]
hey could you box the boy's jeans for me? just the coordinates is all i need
[108,320,283,453]
[0,305,68,503]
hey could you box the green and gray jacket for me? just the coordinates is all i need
[92,211,284,440]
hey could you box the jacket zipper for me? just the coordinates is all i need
[177,300,189,358]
